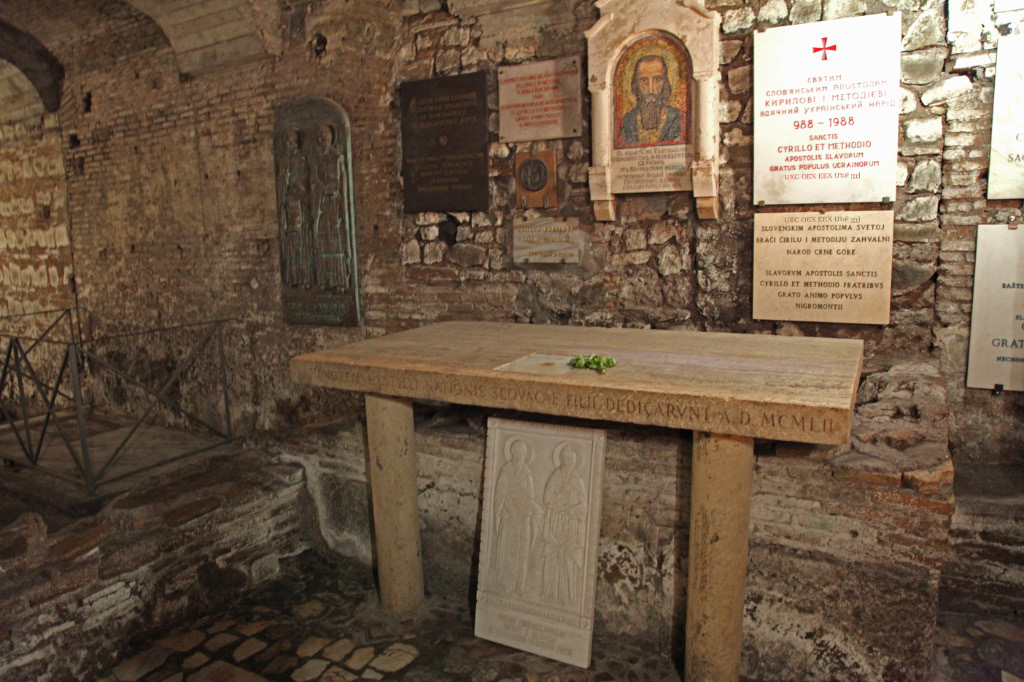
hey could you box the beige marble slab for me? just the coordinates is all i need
[753,210,893,325]
[512,217,584,264]
[499,57,583,143]
[475,418,606,668]
[967,224,1024,390]
[290,321,863,444]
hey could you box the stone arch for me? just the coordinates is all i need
[0,19,63,114]
[123,0,275,75]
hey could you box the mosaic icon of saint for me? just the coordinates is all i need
[613,35,691,150]
[622,55,682,145]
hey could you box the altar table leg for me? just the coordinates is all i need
[685,431,755,682]
[365,393,424,613]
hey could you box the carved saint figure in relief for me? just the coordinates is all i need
[541,442,588,607]
[492,437,543,597]
[279,128,311,288]
[311,121,350,291]
[273,97,360,326]
[614,35,691,150]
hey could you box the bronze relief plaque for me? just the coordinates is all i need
[274,97,361,326]
[514,150,557,209]
[400,72,489,212]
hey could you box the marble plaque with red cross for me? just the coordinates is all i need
[753,13,901,205]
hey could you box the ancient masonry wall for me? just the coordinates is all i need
[0,0,1018,677]
[0,451,311,682]
[0,115,72,322]
[387,0,1022,466]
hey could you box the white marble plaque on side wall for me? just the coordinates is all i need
[994,0,1024,13]
[475,418,606,668]
[499,58,583,143]
[988,35,1024,199]
[753,13,901,205]
[967,225,1024,391]
[753,211,894,324]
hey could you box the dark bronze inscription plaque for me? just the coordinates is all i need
[274,97,361,326]
[400,72,489,212]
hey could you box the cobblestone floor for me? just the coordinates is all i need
[931,612,1024,682]
[76,547,1024,682]
[97,551,680,682]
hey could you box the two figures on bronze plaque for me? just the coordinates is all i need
[278,121,351,290]
[274,98,360,326]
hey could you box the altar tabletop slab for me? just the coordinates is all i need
[291,322,863,444]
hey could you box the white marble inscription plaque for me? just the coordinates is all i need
[513,217,583,264]
[994,0,1024,12]
[499,58,583,143]
[476,418,606,668]
[988,35,1024,199]
[967,224,1024,391]
[754,13,900,205]
[753,211,894,324]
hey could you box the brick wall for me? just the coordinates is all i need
[0,450,311,682]
[0,115,72,322]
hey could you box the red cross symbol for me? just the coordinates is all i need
[813,37,836,60]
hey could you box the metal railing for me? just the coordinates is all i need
[0,309,234,495]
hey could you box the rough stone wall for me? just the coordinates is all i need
[386,0,1023,466]
[0,449,311,682]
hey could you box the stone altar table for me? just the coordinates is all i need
[291,322,863,682]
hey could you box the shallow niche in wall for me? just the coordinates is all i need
[273,97,361,326]
[586,0,721,221]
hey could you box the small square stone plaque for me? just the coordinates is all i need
[513,217,583,264]
[967,224,1024,391]
[753,210,894,324]
[499,57,583,143]
[476,418,606,668]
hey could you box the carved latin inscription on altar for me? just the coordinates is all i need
[586,0,721,221]
[274,97,361,326]
[476,418,606,668]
